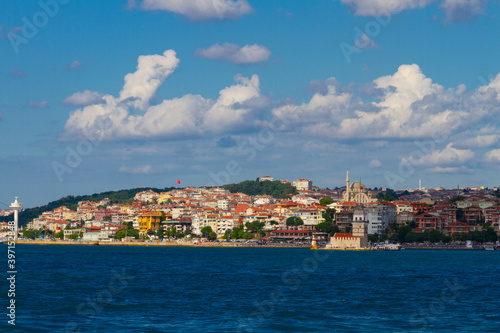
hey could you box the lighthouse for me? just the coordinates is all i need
[10,197,22,241]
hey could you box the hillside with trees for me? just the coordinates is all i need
[0,187,175,227]
[222,180,297,199]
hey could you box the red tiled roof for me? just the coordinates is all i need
[333,233,355,238]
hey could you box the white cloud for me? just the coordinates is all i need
[29,101,49,109]
[339,0,436,16]
[339,0,488,24]
[132,0,254,21]
[483,149,500,163]
[426,166,472,173]
[401,143,475,166]
[119,50,179,110]
[195,43,271,64]
[479,72,500,101]
[62,90,105,106]
[455,134,498,148]
[441,0,488,23]
[118,165,153,174]
[272,64,469,140]
[369,159,382,168]
[62,50,265,141]
[272,62,500,145]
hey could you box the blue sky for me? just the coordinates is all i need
[1,0,500,207]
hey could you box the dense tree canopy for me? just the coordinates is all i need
[319,196,334,206]
[286,216,304,227]
[315,221,340,235]
[115,228,139,239]
[322,208,336,224]
[222,180,297,199]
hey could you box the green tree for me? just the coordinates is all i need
[208,231,218,241]
[123,221,134,229]
[456,208,466,223]
[68,232,83,240]
[115,228,139,240]
[428,230,442,243]
[157,227,164,238]
[322,208,336,224]
[147,229,156,236]
[201,226,214,238]
[319,196,334,207]
[222,180,297,199]
[368,234,378,243]
[269,220,279,226]
[405,232,421,243]
[245,220,266,233]
[55,230,64,239]
[103,215,111,221]
[286,216,304,227]
[396,226,412,243]
[452,232,467,242]
[315,221,340,235]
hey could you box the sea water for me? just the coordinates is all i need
[2,245,499,332]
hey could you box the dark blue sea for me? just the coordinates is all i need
[2,245,500,332]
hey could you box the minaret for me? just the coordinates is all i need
[346,170,350,201]
[10,197,22,241]
[419,179,422,191]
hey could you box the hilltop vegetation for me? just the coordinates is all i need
[222,180,297,199]
[0,187,174,227]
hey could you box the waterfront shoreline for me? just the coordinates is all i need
[6,240,493,250]
[8,240,310,248]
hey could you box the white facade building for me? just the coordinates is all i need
[293,179,312,191]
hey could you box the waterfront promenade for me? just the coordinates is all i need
[12,239,311,248]
[10,239,494,250]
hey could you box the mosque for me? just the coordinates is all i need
[324,171,371,249]
[342,170,375,204]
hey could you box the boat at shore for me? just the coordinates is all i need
[372,242,401,251]
[484,244,495,251]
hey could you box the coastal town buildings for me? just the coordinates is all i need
[326,205,369,249]
[293,179,312,191]
[17,177,500,242]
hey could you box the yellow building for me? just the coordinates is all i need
[138,212,162,234]
[157,193,173,204]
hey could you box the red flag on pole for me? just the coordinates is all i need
[176,180,181,184]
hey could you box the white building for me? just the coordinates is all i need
[254,196,275,205]
[293,179,312,191]
[134,190,159,203]
[366,207,389,235]
[295,207,325,226]
[260,176,274,181]
[291,195,318,205]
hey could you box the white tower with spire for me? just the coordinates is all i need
[419,179,422,191]
[10,197,22,241]
[346,170,350,201]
